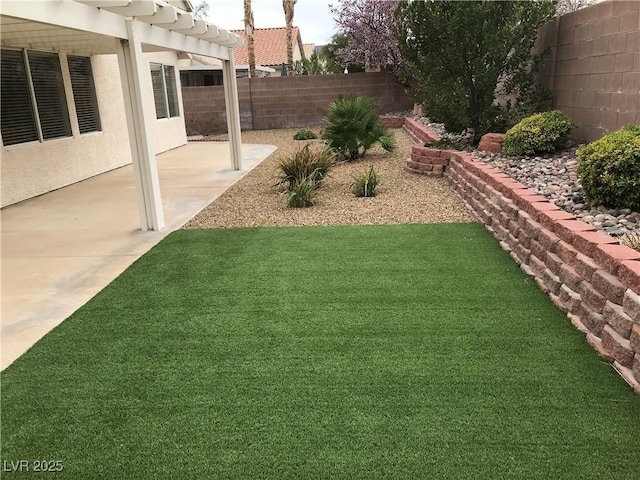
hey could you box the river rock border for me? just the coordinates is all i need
[402,117,640,394]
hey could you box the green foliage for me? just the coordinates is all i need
[276,144,335,208]
[576,124,640,210]
[323,94,396,160]
[322,33,365,74]
[293,128,318,140]
[275,144,334,191]
[351,166,381,197]
[285,176,317,208]
[502,111,575,155]
[426,138,460,150]
[293,52,329,75]
[395,0,556,142]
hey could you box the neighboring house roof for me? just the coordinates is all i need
[232,27,305,65]
[303,43,316,59]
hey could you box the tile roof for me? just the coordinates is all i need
[232,27,301,65]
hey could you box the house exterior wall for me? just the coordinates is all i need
[537,0,640,142]
[145,51,188,154]
[1,50,187,208]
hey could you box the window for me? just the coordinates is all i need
[68,56,101,134]
[1,49,99,147]
[1,49,72,146]
[0,49,38,146]
[150,63,180,119]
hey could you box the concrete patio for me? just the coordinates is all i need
[1,141,276,369]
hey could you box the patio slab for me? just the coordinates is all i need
[1,141,275,369]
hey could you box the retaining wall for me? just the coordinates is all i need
[405,119,640,393]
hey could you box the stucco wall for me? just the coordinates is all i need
[145,51,188,154]
[1,50,187,208]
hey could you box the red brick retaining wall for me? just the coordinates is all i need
[405,119,640,393]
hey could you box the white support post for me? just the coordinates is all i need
[115,19,165,231]
[222,55,242,171]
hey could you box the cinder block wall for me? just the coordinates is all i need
[537,0,639,142]
[181,72,413,135]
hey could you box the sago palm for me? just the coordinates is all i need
[322,95,396,160]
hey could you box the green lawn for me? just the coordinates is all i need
[2,224,639,479]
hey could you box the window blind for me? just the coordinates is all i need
[150,63,167,119]
[164,65,179,118]
[0,49,38,146]
[68,55,101,134]
[27,51,72,141]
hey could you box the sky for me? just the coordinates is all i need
[199,0,339,46]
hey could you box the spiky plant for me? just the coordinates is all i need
[275,144,334,191]
[285,176,316,208]
[351,165,381,197]
[323,95,396,160]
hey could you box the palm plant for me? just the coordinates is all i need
[322,95,396,160]
[283,0,297,75]
[244,0,256,78]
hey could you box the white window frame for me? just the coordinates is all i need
[150,63,180,120]
[1,48,102,147]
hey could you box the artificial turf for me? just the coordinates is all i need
[2,223,639,479]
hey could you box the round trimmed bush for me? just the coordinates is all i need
[576,124,640,211]
[502,110,574,155]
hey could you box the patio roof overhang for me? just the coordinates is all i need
[0,0,244,56]
[0,0,245,232]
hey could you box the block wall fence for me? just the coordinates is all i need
[181,72,413,135]
[536,0,639,142]
[183,0,638,142]
[398,117,640,394]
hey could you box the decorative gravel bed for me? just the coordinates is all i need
[472,149,640,237]
[419,117,640,238]
[184,127,475,229]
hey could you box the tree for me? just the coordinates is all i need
[244,0,256,78]
[293,52,328,75]
[192,1,209,19]
[283,0,297,75]
[557,0,596,16]
[322,33,364,74]
[395,0,557,142]
[331,0,404,79]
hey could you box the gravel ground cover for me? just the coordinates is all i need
[185,127,475,229]
[418,117,640,238]
[474,148,640,237]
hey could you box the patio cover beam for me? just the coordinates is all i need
[222,56,243,171]
[0,1,233,59]
[116,19,164,231]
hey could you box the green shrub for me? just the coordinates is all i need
[284,177,316,208]
[275,144,334,191]
[576,124,640,210]
[502,110,574,155]
[293,128,318,140]
[351,166,381,197]
[426,138,460,150]
[322,95,396,160]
